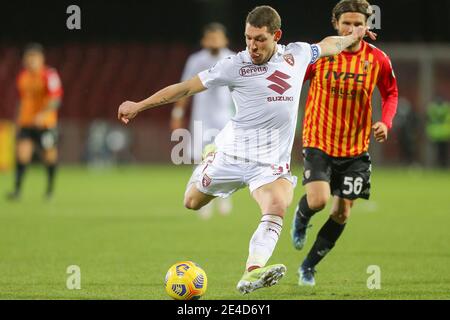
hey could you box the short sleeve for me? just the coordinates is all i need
[45,69,63,98]
[290,42,321,66]
[198,56,234,89]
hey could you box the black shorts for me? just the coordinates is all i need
[302,147,371,200]
[17,127,58,150]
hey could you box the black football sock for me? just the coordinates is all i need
[302,217,346,269]
[46,164,57,195]
[295,195,322,225]
[14,162,27,195]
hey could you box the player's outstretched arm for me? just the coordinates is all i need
[317,26,377,58]
[118,76,206,124]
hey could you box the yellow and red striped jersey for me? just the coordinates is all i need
[16,66,63,129]
[302,41,398,157]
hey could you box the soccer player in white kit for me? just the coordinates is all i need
[118,6,376,294]
[171,23,235,218]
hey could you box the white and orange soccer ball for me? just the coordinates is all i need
[164,261,207,300]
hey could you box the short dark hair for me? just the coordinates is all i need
[203,22,227,36]
[332,0,372,25]
[24,43,44,55]
[246,5,281,34]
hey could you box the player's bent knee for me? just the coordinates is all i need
[17,142,33,163]
[331,209,351,224]
[307,193,329,211]
[184,199,198,211]
[331,214,348,224]
[184,196,201,210]
[184,186,214,210]
[184,194,212,211]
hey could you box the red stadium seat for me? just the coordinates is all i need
[0,42,190,122]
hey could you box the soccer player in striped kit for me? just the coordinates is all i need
[291,0,398,286]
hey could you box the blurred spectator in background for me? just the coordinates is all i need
[393,97,419,165]
[426,97,450,168]
[6,43,63,200]
[83,121,133,167]
[170,22,235,218]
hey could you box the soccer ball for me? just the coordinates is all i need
[164,261,207,300]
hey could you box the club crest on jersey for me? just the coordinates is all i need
[361,60,372,73]
[283,53,295,66]
[304,170,311,179]
[202,174,212,188]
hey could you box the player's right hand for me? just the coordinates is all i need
[118,101,139,124]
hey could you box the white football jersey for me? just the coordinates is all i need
[198,42,320,165]
[181,48,235,132]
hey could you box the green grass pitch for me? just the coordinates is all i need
[0,165,449,299]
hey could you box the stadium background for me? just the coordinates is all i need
[0,0,449,165]
[0,0,449,300]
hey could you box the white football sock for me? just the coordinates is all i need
[245,214,283,271]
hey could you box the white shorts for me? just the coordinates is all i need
[186,151,297,198]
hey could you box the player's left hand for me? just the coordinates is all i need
[372,122,388,143]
